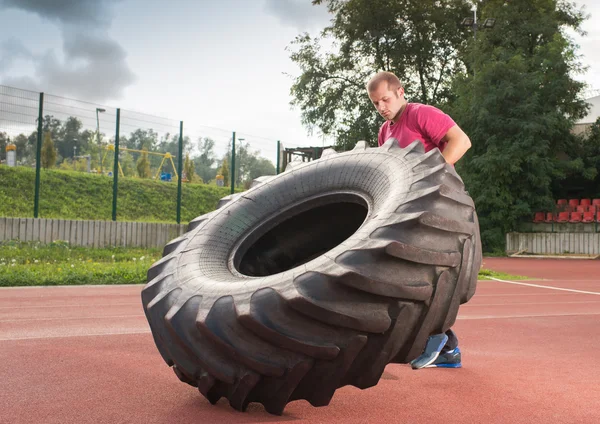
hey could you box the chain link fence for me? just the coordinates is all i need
[0,84,287,223]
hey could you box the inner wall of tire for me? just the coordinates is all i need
[232,192,370,277]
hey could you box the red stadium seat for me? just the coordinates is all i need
[580,199,591,207]
[556,212,569,223]
[593,199,600,207]
[583,211,595,223]
[533,212,545,222]
[557,199,568,206]
[576,205,586,213]
[569,199,580,208]
[545,213,554,223]
[569,212,582,223]
[597,212,600,223]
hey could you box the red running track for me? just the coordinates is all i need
[1,258,599,424]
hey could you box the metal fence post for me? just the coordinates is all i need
[176,121,183,224]
[33,92,44,218]
[112,108,120,221]
[276,140,281,174]
[230,131,236,194]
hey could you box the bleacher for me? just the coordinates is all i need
[510,198,600,256]
[533,199,600,223]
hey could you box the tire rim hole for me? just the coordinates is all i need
[235,195,368,277]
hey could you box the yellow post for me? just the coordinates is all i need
[154,155,168,180]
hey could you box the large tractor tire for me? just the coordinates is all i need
[141,139,482,415]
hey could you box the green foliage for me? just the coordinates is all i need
[125,128,158,151]
[0,241,516,287]
[58,116,84,160]
[41,132,57,169]
[0,165,234,222]
[136,149,152,178]
[288,0,471,150]
[552,117,600,198]
[0,241,161,286]
[477,268,528,281]
[121,151,136,177]
[219,158,230,186]
[183,152,196,182]
[449,0,589,252]
[224,140,276,187]
[194,137,219,184]
[0,132,7,162]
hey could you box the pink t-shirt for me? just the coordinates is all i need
[377,103,456,153]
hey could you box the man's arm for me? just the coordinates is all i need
[440,125,471,165]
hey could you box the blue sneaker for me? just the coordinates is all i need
[425,347,462,368]
[410,333,449,369]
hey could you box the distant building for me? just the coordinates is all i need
[573,95,600,136]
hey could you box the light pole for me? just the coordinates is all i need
[461,3,496,40]
[96,107,105,174]
[72,137,78,160]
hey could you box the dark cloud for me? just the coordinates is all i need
[3,31,135,101]
[264,0,331,31]
[0,0,135,102]
[0,0,119,26]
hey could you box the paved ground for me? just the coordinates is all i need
[1,257,599,423]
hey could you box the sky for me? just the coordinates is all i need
[0,0,599,163]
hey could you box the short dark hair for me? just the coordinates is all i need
[366,71,403,93]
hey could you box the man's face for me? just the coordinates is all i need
[368,83,405,122]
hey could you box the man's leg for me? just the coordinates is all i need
[409,329,462,369]
[442,328,459,352]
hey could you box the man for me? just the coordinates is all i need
[367,71,472,369]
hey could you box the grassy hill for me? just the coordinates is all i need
[0,165,237,223]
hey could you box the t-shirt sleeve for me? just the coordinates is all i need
[377,123,384,147]
[415,105,456,146]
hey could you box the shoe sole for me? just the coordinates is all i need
[424,363,462,368]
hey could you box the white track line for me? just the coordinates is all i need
[0,303,140,310]
[0,314,144,323]
[0,330,151,342]
[464,300,600,307]
[489,277,600,296]
[458,312,600,320]
[476,293,581,297]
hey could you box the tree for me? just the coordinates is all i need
[121,151,136,177]
[158,133,191,159]
[136,150,152,178]
[58,117,83,160]
[223,140,276,187]
[449,0,589,252]
[126,129,159,151]
[219,158,229,186]
[288,0,471,150]
[554,117,600,199]
[0,132,7,162]
[194,137,218,184]
[18,133,36,164]
[42,115,63,142]
[243,157,276,188]
[41,132,57,169]
[183,152,196,182]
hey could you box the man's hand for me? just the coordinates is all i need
[441,125,471,165]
